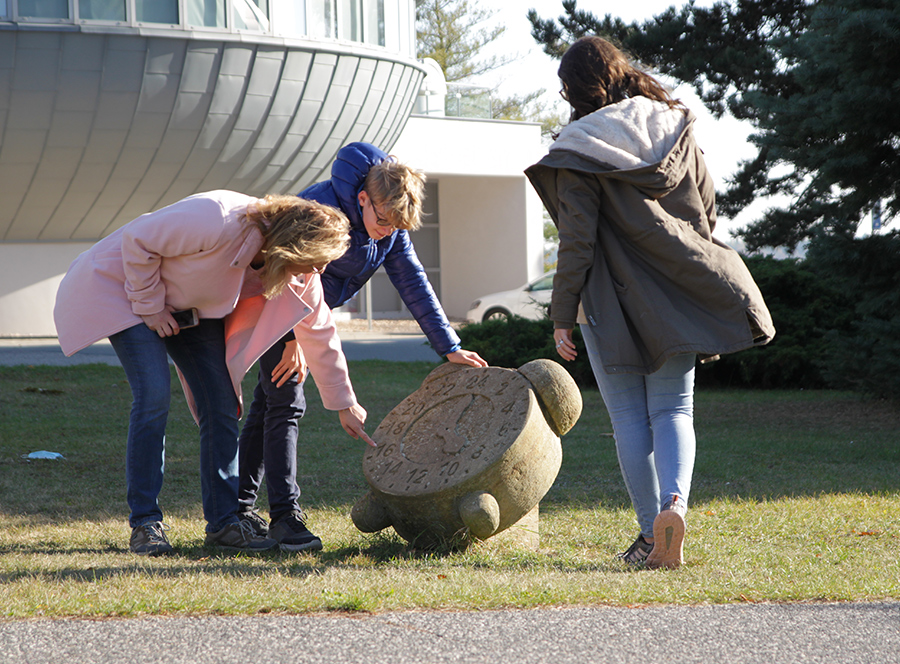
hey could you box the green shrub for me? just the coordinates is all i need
[809,231,900,399]
[696,255,851,389]
[456,316,596,388]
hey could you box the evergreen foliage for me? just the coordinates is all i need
[807,230,900,399]
[695,255,851,389]
[527,0,900,252]
[416,0,563,133]
[696,230,900,399]
[415,0,511,82]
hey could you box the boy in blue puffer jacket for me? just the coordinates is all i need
[236,142,488,551]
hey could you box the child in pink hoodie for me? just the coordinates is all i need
[54,190,374,556]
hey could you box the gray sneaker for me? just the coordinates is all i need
[269,511,323,552]
[205,520,277,552]
[618,533,653,565]
[237,509,269,537]
[130,521,174,556]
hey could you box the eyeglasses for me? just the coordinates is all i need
[367,196,393,227]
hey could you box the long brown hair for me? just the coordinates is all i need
[245,195,349,299]
[558,36,684,122]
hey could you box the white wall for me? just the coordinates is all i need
[0,243,89,337]
[392,115,545,177]
[436,175,542,317]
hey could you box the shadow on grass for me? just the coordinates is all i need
[0,529,630,580]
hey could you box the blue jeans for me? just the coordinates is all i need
[581,326,696,537]
[237,338,307,523]
[109,319,241,533]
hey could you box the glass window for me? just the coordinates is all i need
[136,0,178,24]
[187,0,226,27]
[422,181,439,221]
[409,227,439,267]
[339,0,360,41]
[17,0,69,18]
[272,0,304,37]
[530,273,555,291]
[79,0,126,21]
[308,0,335,39]
[234,0,269,31]
[1,1,7,18]
[364,0,384,46]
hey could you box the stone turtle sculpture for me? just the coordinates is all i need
[351,359,582,549]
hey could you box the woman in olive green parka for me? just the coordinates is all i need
[525,36,774,569]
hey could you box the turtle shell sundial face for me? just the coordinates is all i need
[363,366,533,498]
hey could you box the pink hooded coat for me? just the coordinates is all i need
[53,190,356,420]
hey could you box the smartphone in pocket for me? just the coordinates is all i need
[171,308,199,329]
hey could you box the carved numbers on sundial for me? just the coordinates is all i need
[363,368,532,497]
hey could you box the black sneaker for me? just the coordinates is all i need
[618,533,653,565]
[269,511,323,552]
[205,520,277,552]
[130,521,174,556]
[237,509,269,537]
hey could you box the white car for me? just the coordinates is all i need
[465,271,555,323]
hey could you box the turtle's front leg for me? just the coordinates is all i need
[458,491,500,539]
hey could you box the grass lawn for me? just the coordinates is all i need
[0,360,898,618]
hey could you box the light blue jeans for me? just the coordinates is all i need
[581,326,696,538]
[109,319,241,533]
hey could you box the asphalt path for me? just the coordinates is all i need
[1,602,898,663]
[0,331,441,367]
[2,337,898,663]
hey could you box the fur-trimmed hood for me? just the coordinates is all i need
[553,96,688,172]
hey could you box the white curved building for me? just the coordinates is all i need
[0,0,546,337]
[1,0,422,241]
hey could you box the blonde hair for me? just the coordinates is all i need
[363,159,426,231]
[245,194,350,299]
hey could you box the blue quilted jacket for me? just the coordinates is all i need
[299,142,461,357]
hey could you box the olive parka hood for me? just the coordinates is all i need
[525,97,775,375]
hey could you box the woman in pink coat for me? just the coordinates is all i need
[54,190,374,556]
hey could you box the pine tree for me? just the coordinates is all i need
[416,0,511,83]
[416,0,563,134]
[528,0,900,252]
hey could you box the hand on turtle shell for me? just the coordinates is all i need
[446,349,488,368]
